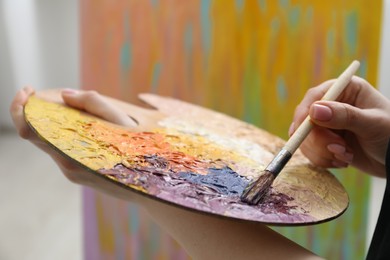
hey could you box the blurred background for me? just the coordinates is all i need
[0,1,81,260]
[0,0,389,259]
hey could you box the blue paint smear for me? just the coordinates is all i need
[243,60,262,126]
[288,6,300,30]
[120,42,132,70]
[327,29,335,53]
[278,0,290,8]
[277,76,288,103]
[184,23,194,88]
[258,0,267,12]
[235,0,244,10]
[120,12,132,71]
[150,224,159,254]
[271,17,280,35]
[184,23,193,52]
[311,226,322,255]
[200,0,211,53]
[150,0,158,7]
[128,205,139,233]
[359,59,367,78]
[113,212,125,260]
[345,11,358,55]
[179,167,249,196]
[151,62,161,92]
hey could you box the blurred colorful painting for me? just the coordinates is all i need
[81,0,382,259]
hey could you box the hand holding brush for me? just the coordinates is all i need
[241,60,361,205]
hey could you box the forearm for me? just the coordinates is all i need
[143,198,322,260]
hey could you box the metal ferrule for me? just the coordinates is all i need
[265,149,292,177]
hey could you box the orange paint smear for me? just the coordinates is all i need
[83,121,212,175]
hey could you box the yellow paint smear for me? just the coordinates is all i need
[24,96,259,177]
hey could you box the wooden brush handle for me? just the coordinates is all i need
[284,60,360,154]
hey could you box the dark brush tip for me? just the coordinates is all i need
[240,171,275,205]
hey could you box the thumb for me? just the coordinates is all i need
[61,89,137,127]
[309,101,376,133]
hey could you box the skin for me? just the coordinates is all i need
[290,76,390,178]
[10,86,321,259]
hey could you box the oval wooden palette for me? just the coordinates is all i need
[24,90,349,226]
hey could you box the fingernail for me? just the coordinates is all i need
[344,152,354,163]
[327,144,346,154]
[311,104,333,121]
[288,122,295,136]
[332,160,348,168]
[335,152,354,164]
[62,88,78,95]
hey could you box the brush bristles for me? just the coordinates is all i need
[240,171,275,205]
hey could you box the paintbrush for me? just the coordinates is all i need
[240,60,361,205]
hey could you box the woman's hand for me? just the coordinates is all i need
[290,76,390,178]
[9,86,140,201]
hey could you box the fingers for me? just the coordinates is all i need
[310,101,381,137]
[289,77,367,169]
[61,89,137,126]
[289,80,351,168]
[10,86,35,139]
[290,75,390,171]
[300,126,352,168]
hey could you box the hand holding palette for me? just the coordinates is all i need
[24,90,348,226]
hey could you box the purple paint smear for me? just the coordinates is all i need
[99,155,315,224]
